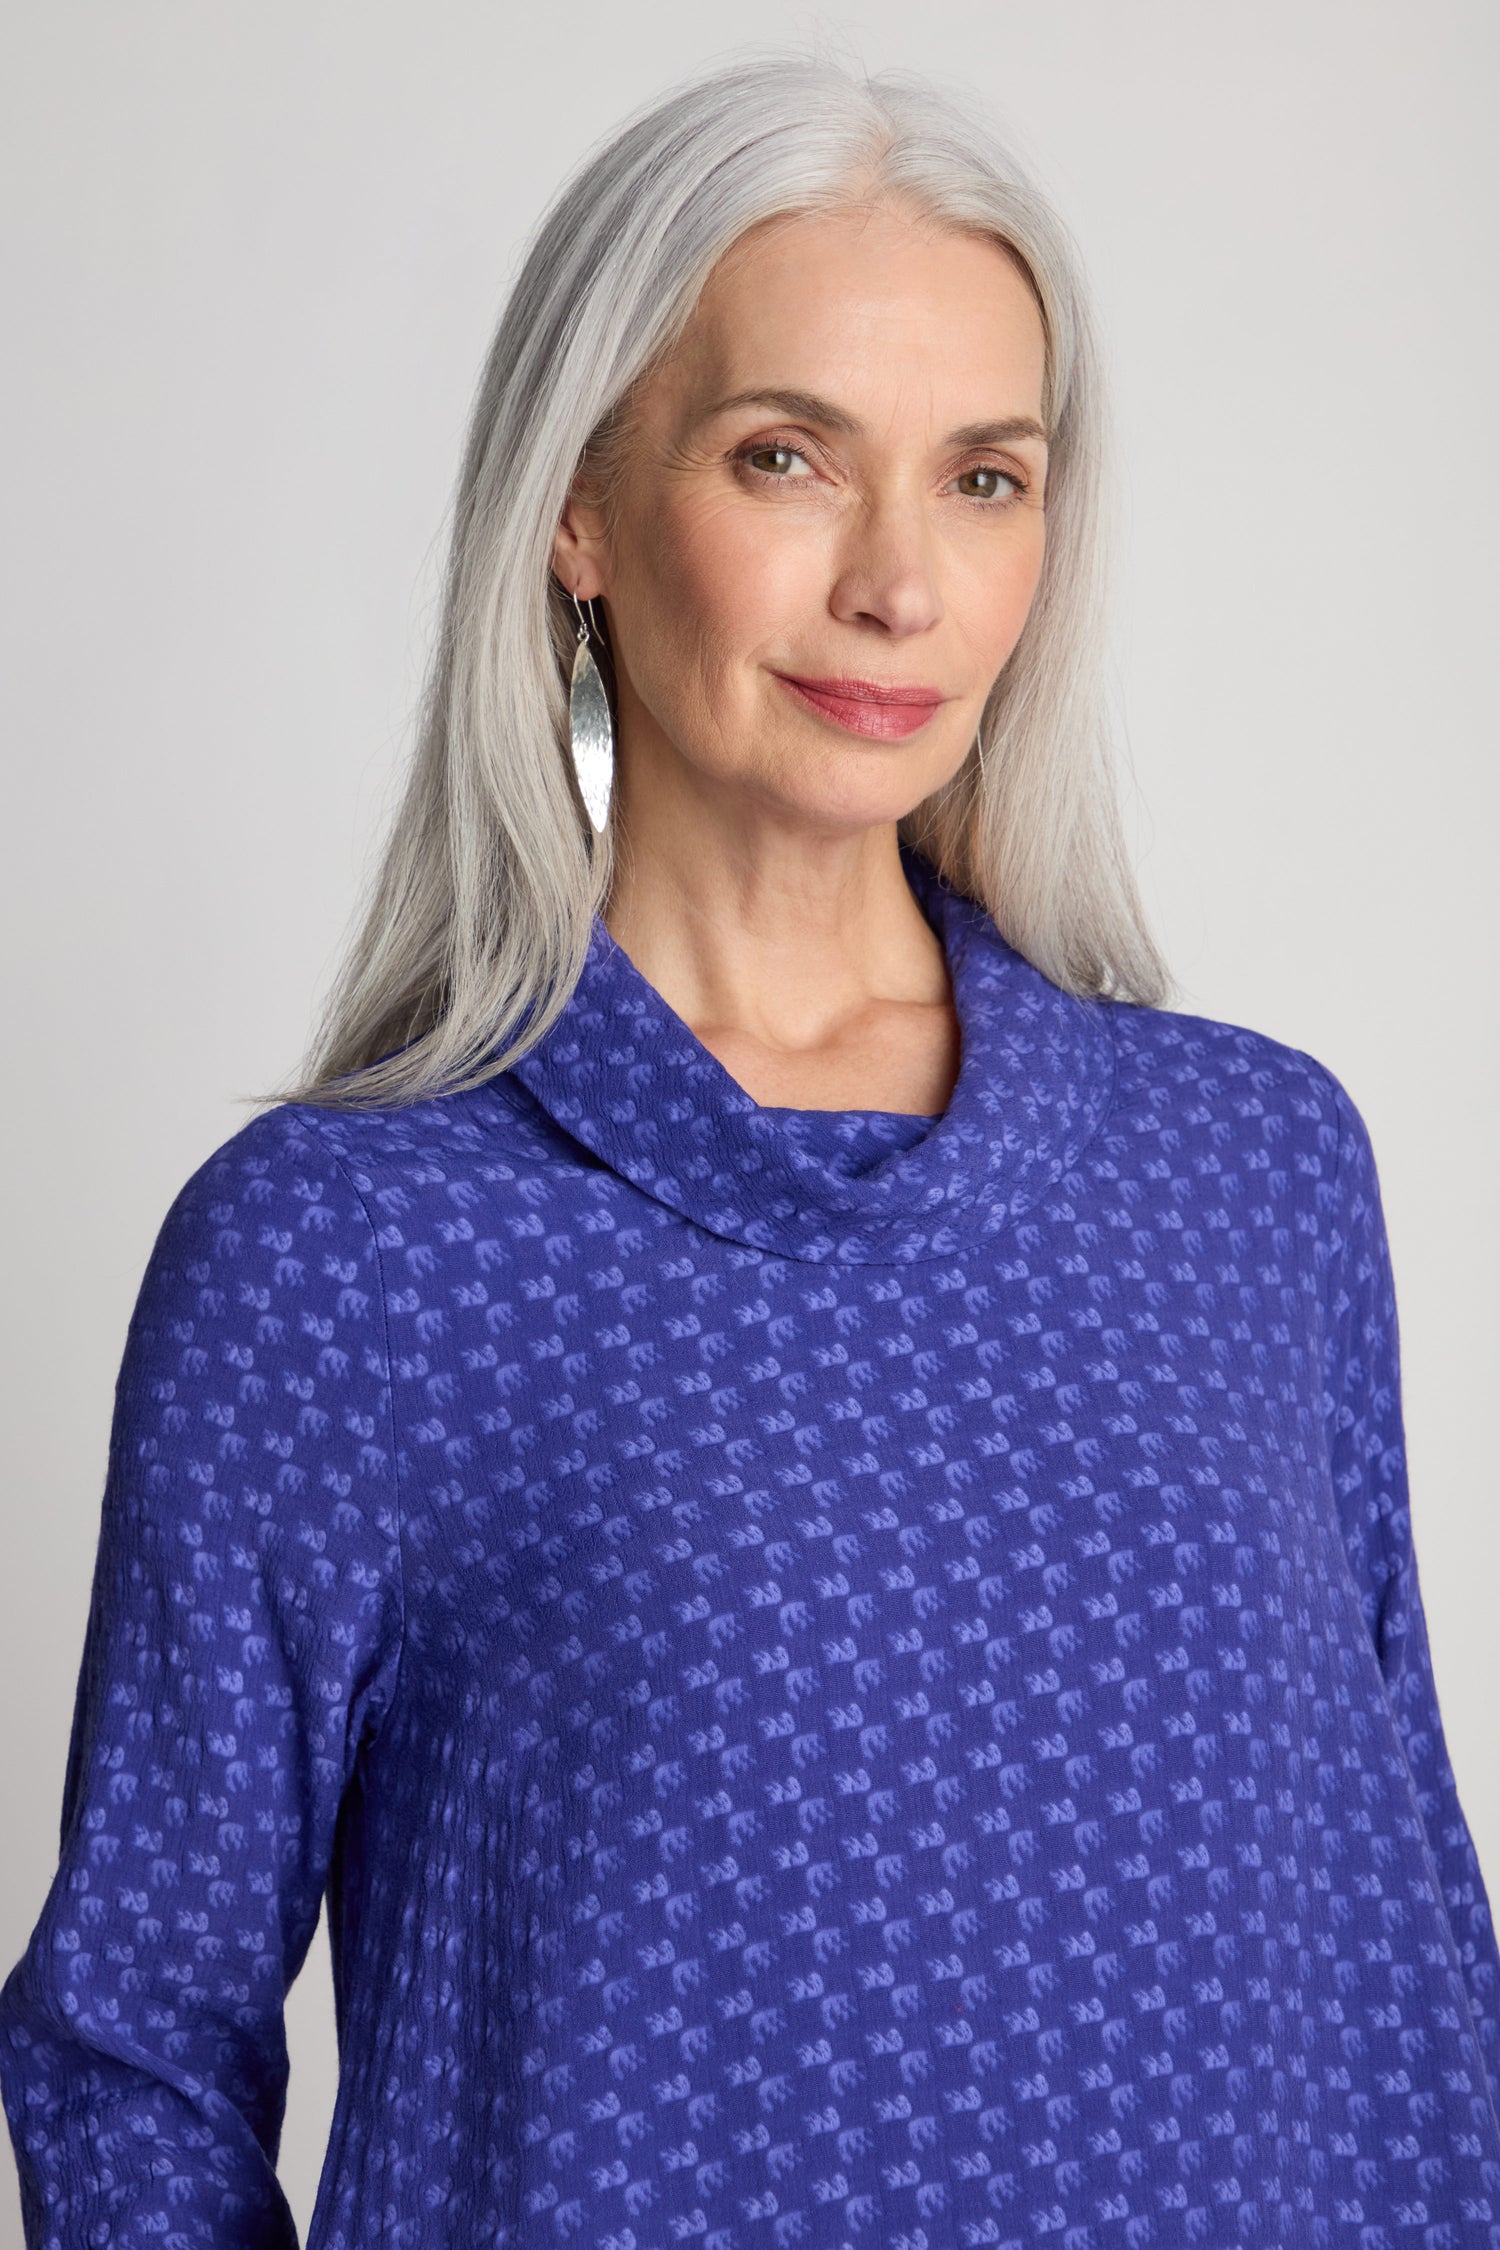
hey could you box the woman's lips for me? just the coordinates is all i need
[774,672,945,741]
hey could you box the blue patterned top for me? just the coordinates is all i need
[3,841,1497,2249]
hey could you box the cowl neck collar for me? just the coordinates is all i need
[506,841,1116,1266]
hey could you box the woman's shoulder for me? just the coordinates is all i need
[170,1069,541,1215]
[140,1074,549,1311]
[123,1103,397,1353]
[153,1099,386,1242]
[1091,988,1369,1182]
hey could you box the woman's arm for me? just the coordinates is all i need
[1317,1068,1500,2125]
[0,1120,403,2248]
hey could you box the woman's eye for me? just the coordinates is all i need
[743,445,809,477]
[955,464,1022,501]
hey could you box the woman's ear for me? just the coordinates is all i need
[552,470,610,602]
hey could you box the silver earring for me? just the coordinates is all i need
[567,590,614,835]
[973,727,988,787]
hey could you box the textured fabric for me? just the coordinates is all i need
[3,839,1497,2249]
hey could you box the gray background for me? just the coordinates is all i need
[2,2,1495,2238]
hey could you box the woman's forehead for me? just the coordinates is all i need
[652,210,1048,434]
[699,199,1033,316]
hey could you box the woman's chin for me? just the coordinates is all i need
[698,723,963,829]
[722,773,946,840]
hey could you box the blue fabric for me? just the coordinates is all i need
[3,839,1498,2248]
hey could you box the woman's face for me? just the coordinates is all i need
[554,199,1050,837]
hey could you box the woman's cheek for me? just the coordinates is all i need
[978,528,1047,667]
[664,493,820,640]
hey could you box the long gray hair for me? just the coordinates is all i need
[267,48,1171,1113]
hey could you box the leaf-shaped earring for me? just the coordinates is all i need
[568,590,615,835]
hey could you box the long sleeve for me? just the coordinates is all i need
[0,1118,404,2249]
[1316,1066,1500,2123]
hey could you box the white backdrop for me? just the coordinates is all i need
[2,3,1495,2239]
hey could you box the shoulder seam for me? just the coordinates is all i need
[1078,997,1121,1167]
[301,1126,409,1751]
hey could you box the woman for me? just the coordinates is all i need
[2,49,1495,2250]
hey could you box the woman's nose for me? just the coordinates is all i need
[827,491,944,638]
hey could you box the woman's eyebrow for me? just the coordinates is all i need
[696,386,1047,448]
[947,415,1049,449]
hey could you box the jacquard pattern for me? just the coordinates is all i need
[2,841,1496,2249]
